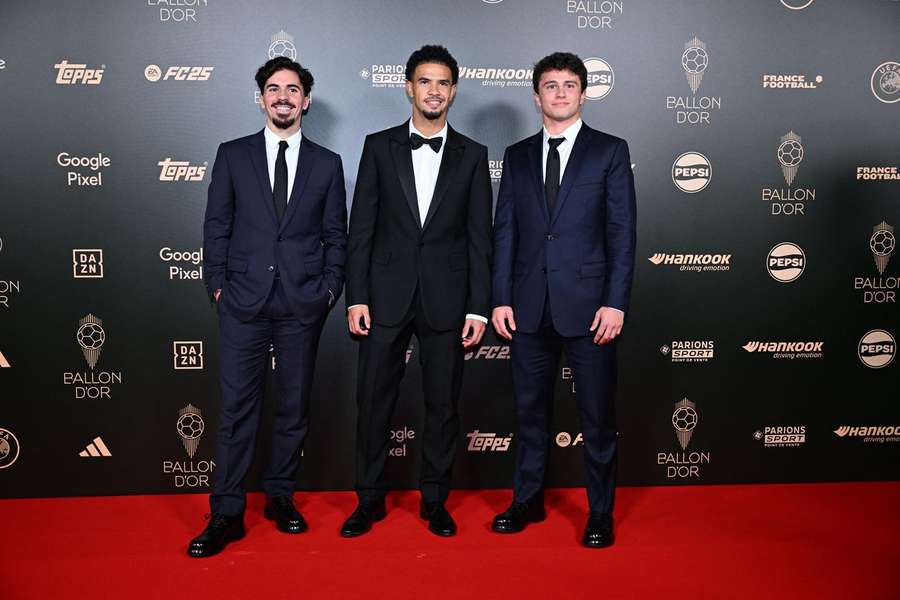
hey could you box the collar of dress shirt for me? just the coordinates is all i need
[409,120,448,143]
[542,118,582,147]
[264,124,302,150]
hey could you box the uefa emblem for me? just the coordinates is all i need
[268,31,297,61]
[672,398,698,450]
[582,57,614,100]
[871,221,895,275]
[858,330,896,369]
[767,242,805,283]
[671,152,711,193]
[681,36,708,94]
[777,131,804,186]
[0,428,20,470]
[76,313,105,369]
[870,62,900,104]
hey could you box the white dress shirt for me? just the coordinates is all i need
[541,118,623,317]
[409,120,446,224]
[264,125,302,200]
[348,121,486,324]
[541,118,582,184]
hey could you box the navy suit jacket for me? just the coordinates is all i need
[203,129,347,323]
[492,124,636,337]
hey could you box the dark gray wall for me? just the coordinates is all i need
[0,0,898,498]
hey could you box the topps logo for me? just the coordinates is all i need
[466,430,512,452]
[464,345,510,360]
[55,60,104,85]
[158,158,207,182]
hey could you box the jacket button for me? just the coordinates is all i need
[546,234,554,241]
[278,236,284,242]
[268,265,275,272]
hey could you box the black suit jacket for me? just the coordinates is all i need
[346,122,492,330]
[203,130,347,323]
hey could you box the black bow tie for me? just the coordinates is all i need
[410,133,443,153]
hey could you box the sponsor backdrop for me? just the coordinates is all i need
[0,0,898,498]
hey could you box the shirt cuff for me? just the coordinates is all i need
[606,307,625,316]
[347,304,364,311]
[465,313,488,324]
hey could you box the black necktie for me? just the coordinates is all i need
[545,137,564,213]
[273,140,288,222]
[410,133,443,153]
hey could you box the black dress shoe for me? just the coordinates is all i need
[582,512,614,548]
[264,496,308,534]
[419,501,457,537]
[491,500,546,533]
[340,499,386,537]
[187,513,245,558]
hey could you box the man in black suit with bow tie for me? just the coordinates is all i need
[342,45,493,537]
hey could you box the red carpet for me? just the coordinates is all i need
[2,483,898,599]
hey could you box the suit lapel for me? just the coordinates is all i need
[390,124,421,228]
[278,137,316,232]
[248,130,278,227]
[550,125,590,225]
[527,132,549,223]
[422,126,463,232]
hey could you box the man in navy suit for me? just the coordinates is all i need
[189,57,347,557]
[490,52,636,548]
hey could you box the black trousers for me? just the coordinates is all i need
[354,290,465,503]
[510,289,618,514]
[210,280,324,516]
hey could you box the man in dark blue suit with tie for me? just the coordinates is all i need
[490,52,636,548]
[188,57,347,557]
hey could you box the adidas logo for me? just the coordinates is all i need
[0,351,9,368]
[78,436,112,457]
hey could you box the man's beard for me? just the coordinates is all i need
[272,115,296,129]
[422,97,445,120]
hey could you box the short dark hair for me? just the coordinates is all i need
[255,56,314,95]
[405,45,459,85]
[532,52,587,93]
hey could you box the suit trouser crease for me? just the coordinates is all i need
[355,292,463,504]
[511,326,618,514]
[210,281,324,516]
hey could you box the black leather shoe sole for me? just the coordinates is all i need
[264,505,308,534]
[186,525,246,558]
[339,504,387,538]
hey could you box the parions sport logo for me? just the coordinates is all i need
[754,426,806,447]
[660,340,714,363]
[360,64,405,88]
[671,152,711,193]
[766,242,805,282]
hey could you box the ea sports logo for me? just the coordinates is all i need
[767,242,805,282]
[556,432,572,447]
[268,30,297,61]
[870,61,900,104]
[583,57,614,100]
[672,152,711,193]
[144,64,162,82]
[858,330,896,369]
